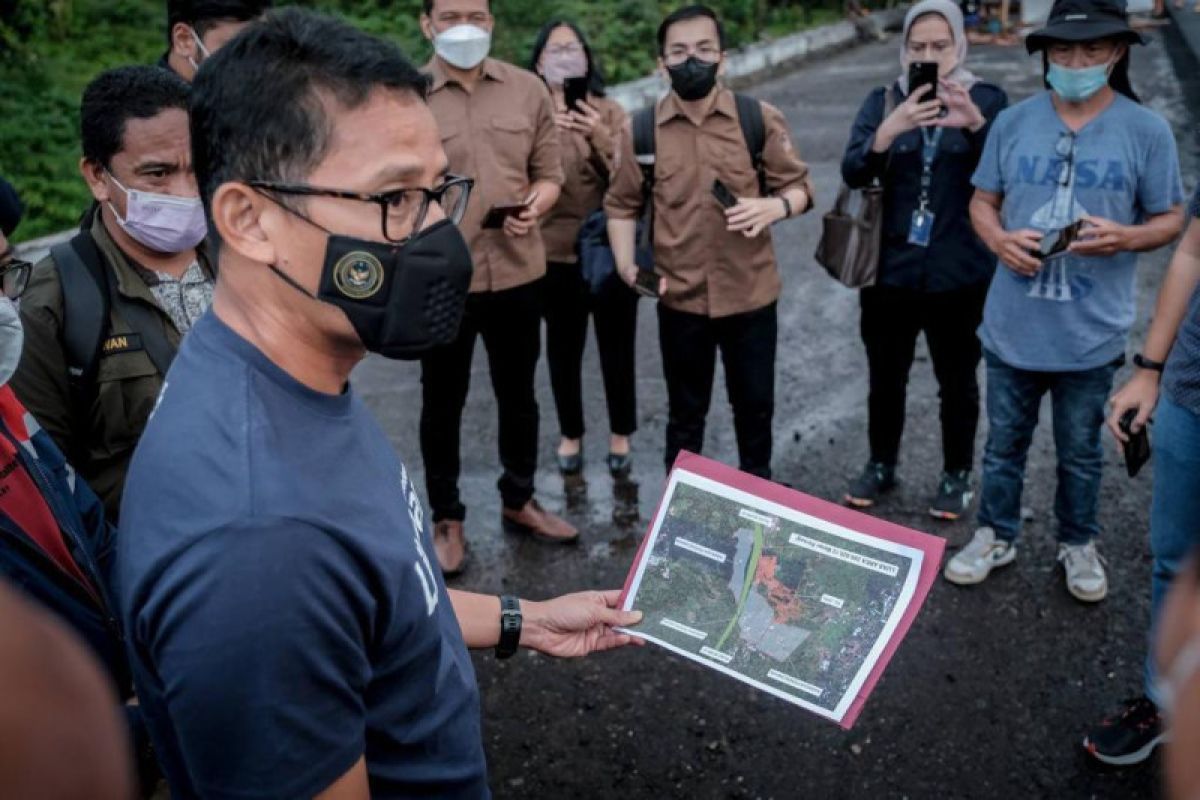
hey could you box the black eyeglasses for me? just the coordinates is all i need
[0,258,32,301]
[248,174,474,243]
[1055,131,1076,188]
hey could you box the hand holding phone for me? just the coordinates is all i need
[711,179,738,210]
[1035,220,1084,261]
[1119,408,1152,478]
[564,76,589,114]
[632,269,661,298]
[482,192,538,231]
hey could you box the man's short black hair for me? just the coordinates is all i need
[80,66,190,169]
[657,4,726,55]
[166,0,273,45]
[190,8,429,219]
[421,0,491,15]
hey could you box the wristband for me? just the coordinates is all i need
[495,595,522,660]
[780,196,792,219]
[1133,353,1165,373]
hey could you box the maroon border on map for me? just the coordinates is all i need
[618,450,947,729]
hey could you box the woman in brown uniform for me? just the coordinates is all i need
[530,21,639,487]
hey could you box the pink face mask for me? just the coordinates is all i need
[540,50,588,87]
[106,172,207,254]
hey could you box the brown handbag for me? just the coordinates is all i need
[814,88,895,289]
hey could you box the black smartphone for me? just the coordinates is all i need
[564,76,589,114]
[632,269,660,298]
[1119,409,1152,478]
[1036,219,1085,260]
[907,61,939,101]
[481,202,529,229]
[711,179,738,210]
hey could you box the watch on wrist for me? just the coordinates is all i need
[780,195,792,219]
[1134,353,1165,373]
[495,594,522,660]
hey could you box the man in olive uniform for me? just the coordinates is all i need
[13,66,213,522]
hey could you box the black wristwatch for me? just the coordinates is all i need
[1134,353,1166,373]
[495,594,522,660]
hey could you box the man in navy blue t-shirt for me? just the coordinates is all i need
[1083,184,1200,765]
[115,10,642,798]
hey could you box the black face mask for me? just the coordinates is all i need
[667,56,719,101]
[269,214,474,360]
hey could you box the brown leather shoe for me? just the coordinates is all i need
[501,499,579,544]
[433,520,468,576]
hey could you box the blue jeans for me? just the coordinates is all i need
[977,350,1119,545]
[1144,397,1200,703]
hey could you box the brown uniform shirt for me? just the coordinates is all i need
[425,57,564,293]
[539,95,626,264]
[604,89,814,318]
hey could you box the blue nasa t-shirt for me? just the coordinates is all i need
[115,312,488,799]
[972,91,1183,371]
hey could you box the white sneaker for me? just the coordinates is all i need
[943,527,1017,585]
[1058,541,1108,603]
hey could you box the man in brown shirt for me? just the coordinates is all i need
[605,4,814,480]
[420,0,573,574]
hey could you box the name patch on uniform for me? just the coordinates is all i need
[102,333,143,355]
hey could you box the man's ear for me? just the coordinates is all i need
[80,158,111,204]
[420,14,434,41]
[171,21,199,58]
[211,183,278,266]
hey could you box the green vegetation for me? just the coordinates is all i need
[1,0,839,241]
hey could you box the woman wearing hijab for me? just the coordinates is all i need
[840,0,1007,518]
[529,21,639,504]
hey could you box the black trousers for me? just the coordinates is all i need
[859,282,988,474]
[657,302,777,479]
[543,262,639,440]
[420,280,543,521]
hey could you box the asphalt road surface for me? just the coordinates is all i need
[353,23,1200,800]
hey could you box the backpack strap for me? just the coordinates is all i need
[631,105,657,201]
[733,93,768,197]
[51,233,179,460]
[51,236,109,391]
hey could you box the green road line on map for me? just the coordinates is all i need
[715,522,763,652]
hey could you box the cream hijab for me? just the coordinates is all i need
[897,0,980,94]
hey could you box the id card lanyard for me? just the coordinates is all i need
[908,126,944,248]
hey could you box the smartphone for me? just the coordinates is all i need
[1119,409,1152,478]
[1036,219,1085,260]
[907,61,939,102]
[711,179,738,210]
[481,193,536,229]
[632,269,660,298]
[564,76,589,114]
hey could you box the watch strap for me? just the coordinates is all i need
[495,594,522,660]
[1134,353,1165,372]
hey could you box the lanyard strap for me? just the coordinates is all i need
[918,126,944,211]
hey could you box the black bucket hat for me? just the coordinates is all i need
[1025,0,1147,53]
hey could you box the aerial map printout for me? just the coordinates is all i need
[618,452,944,729]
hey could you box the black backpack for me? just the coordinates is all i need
[630,92,769,201]
[575,93,768,293]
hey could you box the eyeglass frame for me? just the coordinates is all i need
[246,174,475,243]
[1055,131,1077,188]
[0,257,32,301]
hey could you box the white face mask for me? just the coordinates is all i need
[433,24,492,70]
[188,27,211,72]
[0,297,23,387]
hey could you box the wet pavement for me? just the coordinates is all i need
[353,24,1200,800]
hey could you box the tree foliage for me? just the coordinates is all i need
[2,0,836,241]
